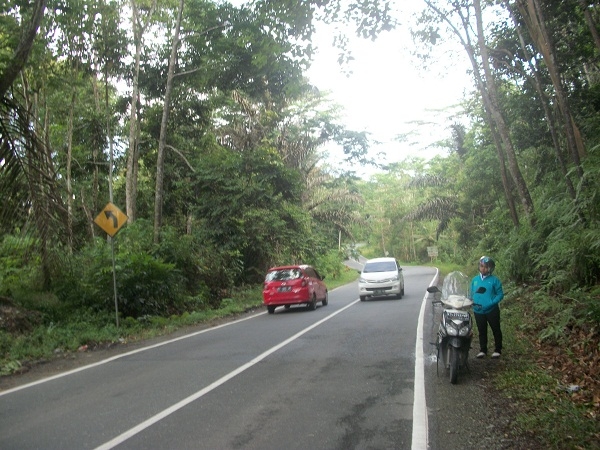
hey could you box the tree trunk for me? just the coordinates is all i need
[154,0,185,243]
[23,76,55,289]
[507,2,577,200]
[474,0,534,223]
[125,0,156,222]
[516,0,585,177]
[67,91,76,251]
[488,119,520,227]
[126,0,141,223]
[0,0,46,97]
[423,0,520,227]
[579,0,600,53]
[92,74,100,222]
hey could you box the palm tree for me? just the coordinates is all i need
[1,0,65,288]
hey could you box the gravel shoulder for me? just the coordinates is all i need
[424,301,542,450]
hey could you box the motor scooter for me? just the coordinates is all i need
[427,271,485,384]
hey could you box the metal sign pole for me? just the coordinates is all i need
[94,202,127,328]
[111,236,119,328]
[107,84,118,328]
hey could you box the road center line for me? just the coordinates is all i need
[94,299,361,450]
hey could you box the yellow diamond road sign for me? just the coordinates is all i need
[94,203,128,237]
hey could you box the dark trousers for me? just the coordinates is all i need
[474,306,502,354]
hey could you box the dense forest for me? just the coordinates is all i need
[1,0,599,334]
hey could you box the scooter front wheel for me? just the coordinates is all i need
[449,346,459,384]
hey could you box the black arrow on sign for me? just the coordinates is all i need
[104,210,118,228]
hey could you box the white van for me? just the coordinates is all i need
[358,257,404,301]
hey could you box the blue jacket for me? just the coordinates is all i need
[470,274,504,314]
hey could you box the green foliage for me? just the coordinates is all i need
[0,282,265,375]
[311,249,346,280]
[492,287,599,449]
[3,308,119,362]
[109,252,183,318]
[0,234,43,295]
[496,225,539,284]
[53,231,184,318]
[188,141,329,281]
[0,330,11,358]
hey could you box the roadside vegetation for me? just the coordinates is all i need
[489,283,600,449]
[1,0,599,448]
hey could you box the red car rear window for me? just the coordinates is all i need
[265,269,303,282]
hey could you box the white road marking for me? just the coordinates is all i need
[412,269,439,450]
[94,299,361,450]
[3,274,435,449]
[0,311,266,397]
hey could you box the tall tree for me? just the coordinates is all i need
[579,0,600,57]
[127,0,157,223]
[473,0,534,222]
[0,0,68,288]
[0,0,46,97]
[419,0,531,225]
[515,0,585,178]
[153,0,184,243]
[502,1,577,200]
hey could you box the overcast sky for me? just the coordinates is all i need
[306,7,474,176]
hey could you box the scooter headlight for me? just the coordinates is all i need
[446,325,458,336]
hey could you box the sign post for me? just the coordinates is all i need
[94,203,128,327]
[427,246,439,262]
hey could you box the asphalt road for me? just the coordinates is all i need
[0,265,440,450]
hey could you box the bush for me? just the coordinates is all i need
[0,234,44,295]
[52,231,185,318]
[95,252,185,318]
[52,239,110,309]
[312,249,345,280]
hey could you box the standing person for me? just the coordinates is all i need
[471,256,504,358]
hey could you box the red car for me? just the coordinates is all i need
[262,265,328,314]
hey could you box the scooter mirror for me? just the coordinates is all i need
[475,286,486,294]
[427,286,440,294]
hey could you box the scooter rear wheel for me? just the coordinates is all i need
[449,346,459,384]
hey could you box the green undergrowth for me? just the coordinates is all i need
[490,284,600,449]
[1,265,359,377]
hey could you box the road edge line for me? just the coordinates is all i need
[412,269,439,450]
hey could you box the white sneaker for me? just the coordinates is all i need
[476,352,486,358]
[492,352,501,358]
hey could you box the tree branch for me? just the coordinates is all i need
[166,145,195,172]
[0,0,47,97]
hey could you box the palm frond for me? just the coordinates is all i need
[0,94,66,240]
[408,174,447,189]
[404,196,459,223]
